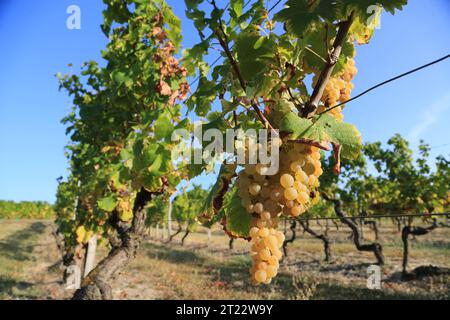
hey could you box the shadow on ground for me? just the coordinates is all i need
[0,222,46,261]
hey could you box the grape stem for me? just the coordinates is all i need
[331,142,342,175]
[210,0,275,130]
[288,138,330,151]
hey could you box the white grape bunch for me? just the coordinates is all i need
[236,139,323,285]
[314,58,358,121]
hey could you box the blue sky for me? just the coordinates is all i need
[0,0,449,203]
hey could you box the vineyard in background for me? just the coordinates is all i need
[0,201,54,220]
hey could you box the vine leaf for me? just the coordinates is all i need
[280,112,362,159]
[199,164,236,222]
[274,0,335,38]
[234,32,276,84]
[221,186,251,239]
[97,196,118,212]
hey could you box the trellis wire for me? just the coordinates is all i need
[295,212,449,222]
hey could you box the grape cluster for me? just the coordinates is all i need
[314,58,358,121]
[236,141,323,284]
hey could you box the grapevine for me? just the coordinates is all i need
[54,0,410,297]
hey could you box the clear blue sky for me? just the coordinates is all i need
[0,0,449,203]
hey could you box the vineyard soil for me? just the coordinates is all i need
[0,220,448,300]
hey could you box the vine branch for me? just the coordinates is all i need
[302,12,355,118]
[211,1,274,130]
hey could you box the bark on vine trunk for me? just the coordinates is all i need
[324,195,384,265]
[167,223,182,243]
[331,219,340,231]
[364,220,379,240]
[401,219,437,277]
[229,237,234,250]
[72,186,164,300]
[181,229,190,246]
[282,220,297,258]
[298,220,331,262]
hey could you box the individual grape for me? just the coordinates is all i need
[254,202,264,214]
[272,249,283,260]
[266,265,277,278]
[280,174,294,188]
[246,204,255,213]
[285,200,295,208]
[314,164,323,176]
[249,183,261,196]
[256,220,267,228]
[259,248,271,260]
[258,262,268,270]
[258,227,270,238]
[249,227,259,238]
[256,163,269,175]
[274,232,285,245]
[303,162,316,176]
[293,181,307,192]
[290,161,303,172]
[268,256,279,266]
[241,197,252,207]
[261,211,271,221]
[297,191,309,205]
[295,170,309,184]
[254,270,267,283]
[284,187,298,201]
[309,175,319,187]
[264,235,279,250]
[291,205,305,217]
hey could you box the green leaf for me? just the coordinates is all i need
[112,71,127,86]
[97,196,118,212]
[280,112,325,141]
[200,164,236,220]
[155,115,174,140]
[142,173,163,192]
[231,0,244,16]
[326,117,363,159]
[222,187,251,238]
[235,32,276,82]
[253,36,266,50]
[274,0,335,38]
[148,154,163,174]
[280,112,362,159]
[338,0,407,17]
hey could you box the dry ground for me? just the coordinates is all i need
[0,219,448,299]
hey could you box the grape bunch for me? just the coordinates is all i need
[236,141,323,285]
[314,58,358,121]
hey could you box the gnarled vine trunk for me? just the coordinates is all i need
[167,222,182,243]
[72,187,163,300]
[324,195,384,265]
[364,220,379,240]
[298,220,331,262]
[181,229,190,246]
[229,237,234,250]
[401,219,437,278]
